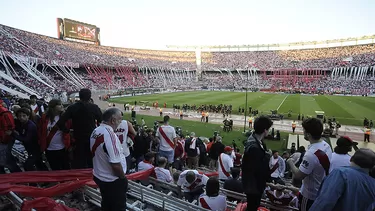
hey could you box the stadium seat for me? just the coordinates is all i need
[298,135,309,149]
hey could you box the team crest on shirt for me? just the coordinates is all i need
[302,160,309,168]
[115,128,125,133]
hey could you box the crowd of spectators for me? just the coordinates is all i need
[1,24,375,72]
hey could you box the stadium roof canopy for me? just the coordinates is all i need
[167,35,375,52]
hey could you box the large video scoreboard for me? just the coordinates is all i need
[57,18,100,44]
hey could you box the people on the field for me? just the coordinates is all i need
[286,118,332,211]
[292,121,296,133]
[242,116,273,211]
[310,149,375,211]
[364,126,371,142]
[91,108,127,211]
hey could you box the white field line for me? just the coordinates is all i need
[277,94,289,111]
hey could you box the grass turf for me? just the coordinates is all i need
[123,113,287,153]
[111,91,375,126]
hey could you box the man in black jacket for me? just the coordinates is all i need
[208,136,225,170]
[57,89,102,169]
[242,116,273,211]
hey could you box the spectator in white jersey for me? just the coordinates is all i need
[329,136,357,173]
[90,108,127,211]
[156,115,177,165]
[286,118,332,211]
[137,152,155,172]
[155,156,174,183]
[115,119,136,173]
[218,146,234,181]
[198,178,227,211]
[177,170,209,202]
[311,148,375,211]
[269,150,286,185]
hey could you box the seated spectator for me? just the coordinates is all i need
[198,178,227,211]
[177,170,209,202]
[154,157,173,183]
[137,152,155,172]
[329,136,357,173]
[223,167,244,202]
[265,185,298,210]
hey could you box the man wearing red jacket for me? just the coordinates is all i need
[0,100,21,173]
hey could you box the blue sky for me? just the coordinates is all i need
[0,0,374,49]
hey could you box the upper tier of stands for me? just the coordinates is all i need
[1,24,374,70]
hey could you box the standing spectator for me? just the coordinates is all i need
[115,119,136,173]
[0,100,21,173]
[286,118,332,211]
[218,146,234,181]
[57,88,102,169]
[38,99,71,170]
[242,116,273,211]
[198,178,227,211]
[14,108,47,171]
[223,167,244,202]
[155,116,177,165]
[177,170,209,202]
[208,136,225,170]
[330,136,356,173]
[91,108,127,211]
[269,150,286,185]
[185,132,201,169]
[29,95,44,118]
[310,149,375,211]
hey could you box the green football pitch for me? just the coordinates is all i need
[110,91,375,126]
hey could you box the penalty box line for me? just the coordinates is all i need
[277,94,289,111]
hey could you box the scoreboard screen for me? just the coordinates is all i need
[63,19,97,42]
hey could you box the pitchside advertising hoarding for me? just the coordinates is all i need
[61,18,99,43]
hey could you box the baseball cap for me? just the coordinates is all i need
[336,136,358,147]
[224,146,233,152]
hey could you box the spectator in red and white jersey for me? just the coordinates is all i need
[265,185,298,211]
[154,156,173,183]
[29,95,44,116]
[177,170,209,202]
[137,152,155,172]
[269,150,286,185]
[198,178,227,211]
[286,118,332,211]
[155,115,177,165]
[329,136,356,173]
[90,108,127,211]
[218,146,234,181]
[38,99,71,170]
[115,119,136,173]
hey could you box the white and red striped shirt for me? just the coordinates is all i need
[155,167,173,183]
[218,153,233,180]
[90,123,126,182]
[198,194,227,211]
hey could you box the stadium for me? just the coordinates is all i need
[1,6,375,211]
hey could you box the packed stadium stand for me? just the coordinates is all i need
[1,24,375,97]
